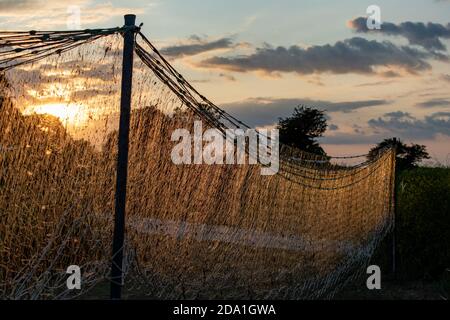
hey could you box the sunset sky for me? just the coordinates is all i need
[1,0,450,163]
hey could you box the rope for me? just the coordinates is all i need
[0,27,387,165]
[0,27,124,72]
[133,32,394,174]
[0,26,397,300]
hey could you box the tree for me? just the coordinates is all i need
[368,138,430,169]
[277,105,327,155]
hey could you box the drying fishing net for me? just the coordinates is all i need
[0,27,396,299]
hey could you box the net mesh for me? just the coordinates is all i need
[0,29,396,299]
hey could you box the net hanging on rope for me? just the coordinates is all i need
[0,23,395,299]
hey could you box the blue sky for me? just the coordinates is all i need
[104,0,450,45]
[1,0,450,162]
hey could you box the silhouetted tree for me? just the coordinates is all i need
[368,137,430,169]
[277,105,327,155]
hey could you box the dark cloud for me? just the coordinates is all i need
[322,111,450,145]
[200,37,446,76]
[70,89,116,100]
[349,17,450,51]
[219,73,236,81]
[8,62,118,86]
[160,36,234,59]
[222,97,389,127]
[368,111,450,139]
[355,80,396,87]
[416,98,450,108]
[321,133,385,145]
[380,70,401,78]
[329,124,339,131]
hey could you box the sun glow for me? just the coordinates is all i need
[23,103,88,127]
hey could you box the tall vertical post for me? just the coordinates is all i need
[110,14,136,300]
[392,138,398,278]
[391,138,397,276]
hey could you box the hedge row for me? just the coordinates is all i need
[373,167,450,280]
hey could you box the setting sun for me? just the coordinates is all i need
[23,103,88,127]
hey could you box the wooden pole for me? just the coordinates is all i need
[392,138,397,276]
[110,14,136,300]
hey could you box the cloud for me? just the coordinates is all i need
[0,0,148,29]
[219,73,236,81]
[69,88,115,100]
[160,36,235,59]
[441,74,450,82]
[199,37,447,76]
[379,70,401,78]
[416,98,450,108]
[355,80,397,87]
[0,0,39,11]
[349,17,450,51]
[322,111,450,145]
[321,133,386,145]
[368,111,450,139]
[0,0,84,16]
[221,97,389,127]
[329,124,339,131]
[8,59,119,85]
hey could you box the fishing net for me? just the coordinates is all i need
[0,27,396,299]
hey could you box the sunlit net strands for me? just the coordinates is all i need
[0,26,396,299]
[0,28,125,72]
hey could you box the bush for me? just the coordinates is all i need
[372,167,450,280]
[395,167,450,279]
